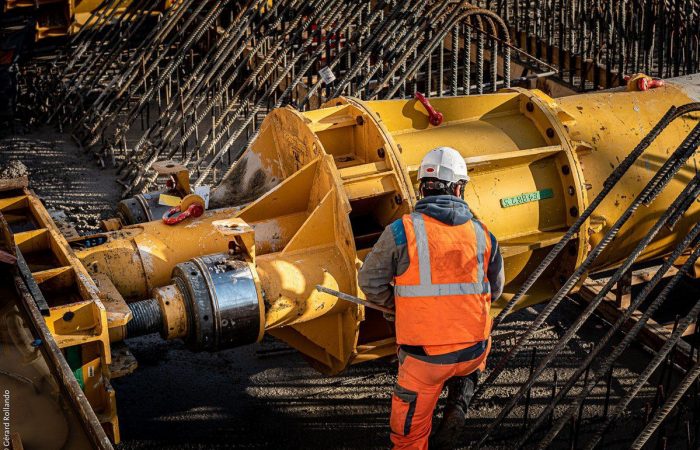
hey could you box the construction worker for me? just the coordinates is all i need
[358,146,504,450]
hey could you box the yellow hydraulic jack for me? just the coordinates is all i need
[4,74,700,445]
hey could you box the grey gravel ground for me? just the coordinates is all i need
[0,127,120,232]
[2,130,696,449]
[111,298,677,450]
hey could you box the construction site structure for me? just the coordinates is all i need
[2,0,173,41]
[3,72,700,446]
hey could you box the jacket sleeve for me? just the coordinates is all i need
[358,222,408,316]
[487,232,505,300]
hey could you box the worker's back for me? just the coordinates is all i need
[393,204,493,347]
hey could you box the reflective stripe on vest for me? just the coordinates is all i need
[394,213,490,297]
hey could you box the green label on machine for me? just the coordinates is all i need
[65,346,85,389]
[500,188,553,208]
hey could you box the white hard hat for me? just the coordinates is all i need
[417,146,469,183]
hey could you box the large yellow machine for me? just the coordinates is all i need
[2,0,172,41]
[2,74,700,445]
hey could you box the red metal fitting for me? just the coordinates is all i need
[414,92,443,126]
[162,202,204,225]
[638,77,665,91]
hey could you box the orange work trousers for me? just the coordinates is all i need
[390,339,491,450]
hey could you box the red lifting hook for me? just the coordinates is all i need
[414,92,443,126]
[637,77,665,91]
[624,74,665,92]
[162,202,204,225]
[162,195,205,225]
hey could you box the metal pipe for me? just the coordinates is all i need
[315,285,395,315]
[475,107,700,414]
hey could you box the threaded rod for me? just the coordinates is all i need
[127,298,163,338]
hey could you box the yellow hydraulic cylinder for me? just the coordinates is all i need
[78,75,700,375]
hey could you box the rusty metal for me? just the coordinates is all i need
[35,1,516,197]
[482,0,700,91]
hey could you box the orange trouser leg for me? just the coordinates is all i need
[390,341,491,450]
[390,357,450,450]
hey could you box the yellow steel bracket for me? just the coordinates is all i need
[0,184,120,442]
[152,160,192,196]
[235,155,362,374]
[211,217,256,262]
[325,96,418,207]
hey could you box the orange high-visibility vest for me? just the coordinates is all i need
[393,212,493,346]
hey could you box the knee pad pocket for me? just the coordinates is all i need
[391,384,418,436]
